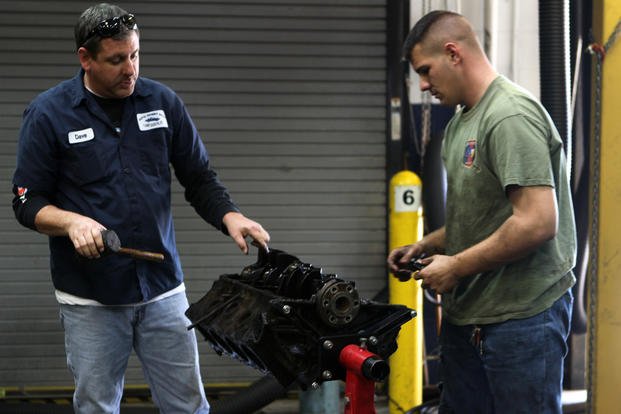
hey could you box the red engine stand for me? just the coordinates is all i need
[339,344,388,414]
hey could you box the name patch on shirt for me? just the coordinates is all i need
[68,128,94,144]
[137,110,168,131]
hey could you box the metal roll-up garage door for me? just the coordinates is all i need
[0,0,387,386]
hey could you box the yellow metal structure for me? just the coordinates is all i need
[388,170,424,412]
[590,1,621,412]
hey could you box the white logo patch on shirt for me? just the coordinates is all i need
[137,110,168,131]
[68,128,94,144]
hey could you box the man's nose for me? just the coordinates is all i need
[419,77,430,92]
[123,59,136,75]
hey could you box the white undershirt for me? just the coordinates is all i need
[55,283,186,306]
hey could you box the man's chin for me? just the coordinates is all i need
[437,97,456,107]
[431,94,445,105]
[115,86,134,99]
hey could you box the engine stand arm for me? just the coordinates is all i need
[339,344,389,414]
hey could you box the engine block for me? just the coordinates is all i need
[186,248,415,389]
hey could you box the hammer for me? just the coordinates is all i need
[101,229,165,262]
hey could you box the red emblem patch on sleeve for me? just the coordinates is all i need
[17,186,28,203]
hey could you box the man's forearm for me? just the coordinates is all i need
[34,205,100,237]
[35,205,107,258]
[34,205,75,236]
[420,226,446,255]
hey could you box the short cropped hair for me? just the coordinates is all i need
[402,10,462,61]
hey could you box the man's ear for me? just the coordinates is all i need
[444,42,461,64]
[77,47,92,70]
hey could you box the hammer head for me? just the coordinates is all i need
[101,229,121,253]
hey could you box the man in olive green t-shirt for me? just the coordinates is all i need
[388,10,576,414]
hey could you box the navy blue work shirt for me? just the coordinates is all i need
[13,70,239,305]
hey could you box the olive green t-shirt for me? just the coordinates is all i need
[440,76,576,325]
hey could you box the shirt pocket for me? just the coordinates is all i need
[137,128,170,178]
[62,140,111,186]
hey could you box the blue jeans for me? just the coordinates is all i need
[59,292,210,414]
[438,290,573,414]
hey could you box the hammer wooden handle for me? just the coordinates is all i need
[118,247,165,262]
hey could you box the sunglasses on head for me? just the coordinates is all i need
[83,14,137,45]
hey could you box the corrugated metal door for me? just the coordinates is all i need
[0,0,387,386]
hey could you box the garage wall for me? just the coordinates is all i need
[0,0,388,386]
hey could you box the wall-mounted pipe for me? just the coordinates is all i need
[538,0,571,151]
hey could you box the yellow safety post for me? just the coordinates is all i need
[388,170,424,413]
[589,2,621,412]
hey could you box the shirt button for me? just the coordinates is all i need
[123,168,130,174]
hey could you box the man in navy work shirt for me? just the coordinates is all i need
[12,3,270,413]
